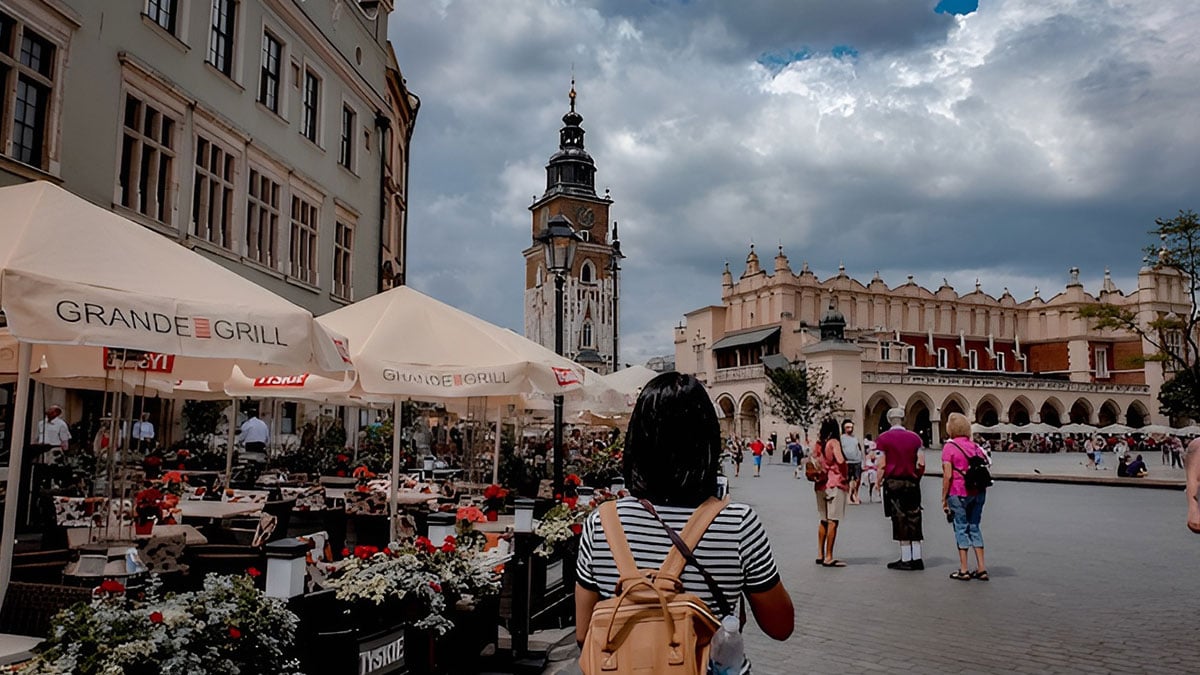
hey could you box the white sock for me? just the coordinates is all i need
[900,542,912,562]
[911,541,922,560]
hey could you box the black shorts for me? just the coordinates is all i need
[846,463,863,481]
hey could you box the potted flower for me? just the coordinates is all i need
[133,487,165,535]
[352,464,377,492]
[482,484,508,521]
[23,574,301,674]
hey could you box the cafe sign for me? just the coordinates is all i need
[358,629,405,675]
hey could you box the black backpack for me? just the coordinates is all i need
[950,441,993,491]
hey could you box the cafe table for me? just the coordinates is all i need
[66,524,208,549]
[176,500,264,521]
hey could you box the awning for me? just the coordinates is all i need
[710,326,780,350]
[761,353,791,371]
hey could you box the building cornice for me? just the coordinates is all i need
[264,0,388,112]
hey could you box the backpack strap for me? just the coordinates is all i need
[946,439,970,478]
[598,500,641,587]
[641,497,734,618]
[654,497,727,580]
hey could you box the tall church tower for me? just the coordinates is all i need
[523,84,622,374]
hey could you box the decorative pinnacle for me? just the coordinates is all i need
[569,77,577,113]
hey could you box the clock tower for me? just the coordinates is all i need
[523,84,623,374]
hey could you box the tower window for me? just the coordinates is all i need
[580,261,594,283]
[582,320,593,348]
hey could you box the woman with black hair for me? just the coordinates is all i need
[575,372,794,672]
[814,417,849,567]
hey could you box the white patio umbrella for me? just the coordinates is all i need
[1138,424,1174,435]
[1174,424,1200,436]
[1098,423,1134,435]
[1059,423,1099,435]
[313,285,588,532]
[0,182,350,610]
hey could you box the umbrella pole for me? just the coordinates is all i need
[224,401,236,490]
[389,399,401,543]
[352,406,360,463]
[0,342,32,612]
[492,406,502,485]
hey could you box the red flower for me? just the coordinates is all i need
[570,523,583,535]
[563,496,578,510]
[354,545,379,560]
[149,611,164,624]
[336,454,350,463]
[98,579,125,594]
[228,627,242,639]
[428,581,442,593]
[144,456,162,467]
[565,474,582,486]
[440,537,456,554]
[177,463,187,470]
[342,547,351,558]
[336,469,347,477]
[246,567,262,578]
[483,484,508,500]
[414,536,435,554]
[177,449,191,458]
[352,466,376,479]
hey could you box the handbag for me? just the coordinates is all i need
[803,445,827,483]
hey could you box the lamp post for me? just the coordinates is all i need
[608,221,625,373]
[536,215,582,495]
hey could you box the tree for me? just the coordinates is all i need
[764,361,844,433]
[1078,209,1200,420]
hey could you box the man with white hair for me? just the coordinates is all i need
[35,404,71,462]
[876,407,926,570]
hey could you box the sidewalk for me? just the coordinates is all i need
[925,450,1186,489]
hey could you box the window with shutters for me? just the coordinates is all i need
[246,167,280,268]
[191,133,237,250]
[333,219,354,300]
[117,91,178,224]
[289,193,319,285]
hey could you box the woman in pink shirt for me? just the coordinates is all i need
[813,417,848,567]
[940,412,989,581]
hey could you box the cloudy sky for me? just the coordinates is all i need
[387,0,1200,365]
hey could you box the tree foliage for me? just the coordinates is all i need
[764,362,844,432]
[1078,209,1200,419]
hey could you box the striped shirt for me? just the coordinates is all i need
[576,497,781,675]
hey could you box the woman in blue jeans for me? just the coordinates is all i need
[940,412,988,581]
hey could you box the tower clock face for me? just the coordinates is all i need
[575,206,596,229]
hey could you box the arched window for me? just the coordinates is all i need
[580,260,594,284]
[582,320,593,348]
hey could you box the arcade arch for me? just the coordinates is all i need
[1039,397,1064,427]
[939,393,968,440]
[1069,398,1093,424]
[1098,400,1121,427]
[716,394,736,438]
[904,392,934,446]
[1126,400,1149,428]
[1008,396,1033,426]
[864,391,898,438]
[974,396,1001,426]
[738,393,762,439]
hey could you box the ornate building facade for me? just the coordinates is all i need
[523,86,623,373]
[675,245,1189,445]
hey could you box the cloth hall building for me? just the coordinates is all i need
[674,245,1189,446]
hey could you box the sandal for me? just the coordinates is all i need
[949,570,971,581]
[815,558,824,565]
[821,559,847,568]
[970,570,989,581]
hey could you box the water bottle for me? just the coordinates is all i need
[710,615,745,674]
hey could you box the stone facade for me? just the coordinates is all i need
[523,86,622,373]
[675,245,1190,445]
[0,0,416,444]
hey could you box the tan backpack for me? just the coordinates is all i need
[580,497,728,675]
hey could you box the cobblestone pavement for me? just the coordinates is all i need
[952,450,1187,484]
[545,454,1198,674]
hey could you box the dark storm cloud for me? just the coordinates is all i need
[388,0,1200,364]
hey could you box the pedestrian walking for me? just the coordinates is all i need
[1185,437,1200,534]
[787,434,803,478]
[1171,437,1184,469]
[841,420,864,505]
[574,372,794,672]
[940,413,989,581]
[877,407,926,571]
[750,437,765,477]
[862,447,880,502]
[813,418,848,567]
[732,440,744,478]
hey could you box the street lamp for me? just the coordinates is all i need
[536,215,582,495]
[608,221,625,373]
